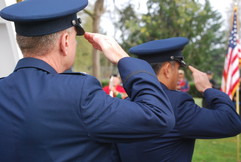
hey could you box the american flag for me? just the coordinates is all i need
[221,8,241,99]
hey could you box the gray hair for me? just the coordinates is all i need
[16,28,73,57]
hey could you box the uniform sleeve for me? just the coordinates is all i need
[79,57,175,143]
[175,89,241,138]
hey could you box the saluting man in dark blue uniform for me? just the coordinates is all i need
[116,37,241,162]
[0,0,175,161]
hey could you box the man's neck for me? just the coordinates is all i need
[24,53,65,73]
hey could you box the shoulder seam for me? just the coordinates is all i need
[60,72,87,76]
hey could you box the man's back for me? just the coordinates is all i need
[0,58,104,161]
[0,57,175,161]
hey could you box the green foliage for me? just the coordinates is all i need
[188,82,203,98]
[115,0,227,80]
[188,81,221,98]
[73,15,93,73]
[101,79,109,87]
[114,4,141,52]
[73,37,93,73]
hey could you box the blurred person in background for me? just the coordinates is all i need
[206,71,219,89]
[177,69,190,92]
[103,74,127,99]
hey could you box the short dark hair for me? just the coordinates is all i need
[109,74,119,78]
[150,62,165,74]
[150,61,176,74]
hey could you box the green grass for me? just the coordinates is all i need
[193,97,202,107]
[192,98,241,162]
[193,136,241,162]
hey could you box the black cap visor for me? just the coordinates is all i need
[72,18,85,36]
[170,56,187,67]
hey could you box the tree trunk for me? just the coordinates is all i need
[92,0,105,80]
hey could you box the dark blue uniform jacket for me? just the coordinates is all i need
[0,58,175,162]
[116,83,241,162]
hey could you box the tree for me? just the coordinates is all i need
[83,0,105,80]
[73,15,93,74]
[116,0,226,81]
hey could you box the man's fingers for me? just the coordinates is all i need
[84,32,93,40]
[188,65,197,73]
[84,32,103,51]
[83,32,129,64]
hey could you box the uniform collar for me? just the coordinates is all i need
[14,57,57,74]
[160,82,169,90]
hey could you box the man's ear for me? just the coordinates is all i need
[163,62,172,78]
[59,32,69,56]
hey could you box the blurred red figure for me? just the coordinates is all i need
[103,74,127,99]
[177,69,190,92]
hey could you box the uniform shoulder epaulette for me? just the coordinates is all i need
[60,72,87,76]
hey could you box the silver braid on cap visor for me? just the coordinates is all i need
[170,56,187,67]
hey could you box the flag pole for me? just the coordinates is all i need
[232,1,241,161]
[234,1,240,161]
[236,88,240,162]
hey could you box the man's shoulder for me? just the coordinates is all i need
[165,89,191,99]
[57,72,92,80]
[60,72,88,76]
[57,72,101,87]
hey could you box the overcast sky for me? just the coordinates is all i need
[209,0,234,23]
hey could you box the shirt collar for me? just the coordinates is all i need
[14,57,57,74]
